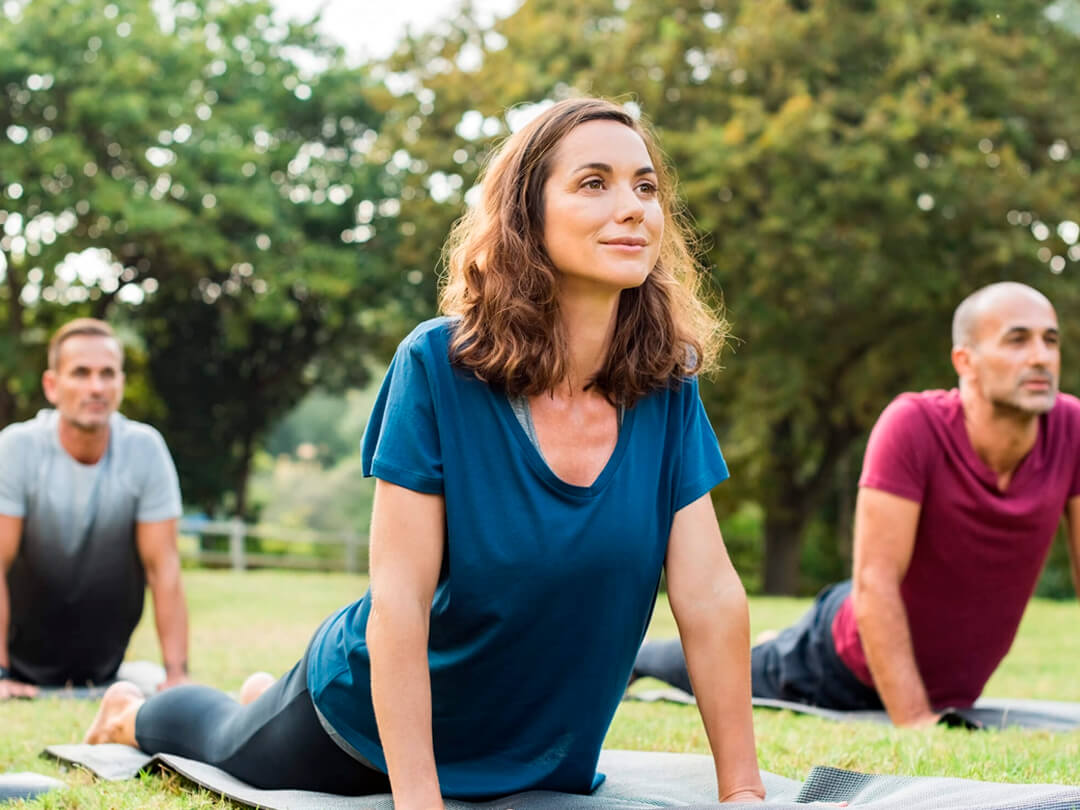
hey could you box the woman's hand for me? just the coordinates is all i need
[720,787,766,803]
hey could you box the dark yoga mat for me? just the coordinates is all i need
[0,772,65,804]
[43,743,1080,810]
[630,687,1080,731]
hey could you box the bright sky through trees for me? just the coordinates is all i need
[268,0,521,61]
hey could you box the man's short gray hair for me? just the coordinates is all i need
[951,282,1051,348]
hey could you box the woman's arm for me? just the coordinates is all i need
[665,494,764,803]
[366,479,447,810]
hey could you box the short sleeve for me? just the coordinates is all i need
[1066,399,1080,499]
[361,334,443,494]
[136,428,183,523]
[0,426,27,517]
[674,377,729,511]
[858,395,930,503]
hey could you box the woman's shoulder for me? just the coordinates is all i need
[395,316,458,362]
[634,373,703,424]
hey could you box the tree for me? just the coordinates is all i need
[0,0,407,513]
[376,0,1080,592]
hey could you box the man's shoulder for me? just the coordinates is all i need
[875,389,955,432]
[0,410,57,450]
[109,414,171,455]
[1051,392,1080,420]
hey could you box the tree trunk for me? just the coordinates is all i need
[233,432,254,519]
[0,388,15,428]
[2,254,24,428]
[762,506,810,595]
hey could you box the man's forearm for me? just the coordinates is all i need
[853,577,936,726]
[1070,547,1080,601]
[0,574,10,669]
[149,570,189,679]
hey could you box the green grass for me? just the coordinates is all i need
[3,571,1079,807]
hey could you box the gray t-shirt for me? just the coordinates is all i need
[0,409,182,686]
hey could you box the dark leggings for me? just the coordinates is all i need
[632,581,881,710]
[134,643,390,794]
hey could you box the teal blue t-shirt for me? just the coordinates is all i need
[307,317,728,800]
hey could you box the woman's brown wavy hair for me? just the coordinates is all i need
[439,97,727,406]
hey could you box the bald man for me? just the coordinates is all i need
[634,282,1080,726]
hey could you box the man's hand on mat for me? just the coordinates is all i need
[159,672,192,691]
[895,710,941,729]
[0,677,39,699]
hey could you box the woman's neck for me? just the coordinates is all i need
[558,283,621,395]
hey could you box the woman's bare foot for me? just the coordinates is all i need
[84,681,145,745]
[239,671,276,705]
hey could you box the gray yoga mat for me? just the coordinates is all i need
[17,662,166,701]
[630,688,1080,731]
[43,743,1080,810]
[44,744,801,808]
[0,772,65,804]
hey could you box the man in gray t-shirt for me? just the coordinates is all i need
[0,318,189,698]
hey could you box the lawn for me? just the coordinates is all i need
[3,570,1078,808]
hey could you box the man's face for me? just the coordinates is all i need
[42,335,125,432]
[964,293,1060,416]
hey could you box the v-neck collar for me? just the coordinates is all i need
[496,391,635,499]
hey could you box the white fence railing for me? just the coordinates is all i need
[179,519,369,573]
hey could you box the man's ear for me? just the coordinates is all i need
[42,369,58,405]
[951,344,973,380]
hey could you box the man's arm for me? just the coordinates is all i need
[135,518,189,688]
[666,495,764,803]
[0,515,37,698]
[851,487,937,727]
[1066,496,1080,598]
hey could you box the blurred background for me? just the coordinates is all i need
[2,0,1078,595]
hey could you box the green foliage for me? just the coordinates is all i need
[375,0,1080,592]
[0,0,409,514]
[249,453,375,536]
[1035,524,1076,599]
[264,383,380,466]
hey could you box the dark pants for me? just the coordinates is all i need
[135,640,390,794]
[633,581,882,710]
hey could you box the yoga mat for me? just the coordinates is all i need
[0,772,65,804]
[45,745,802,808]
[20,661,166,701]
[42,744,1080,809]
[629,688,1080,731]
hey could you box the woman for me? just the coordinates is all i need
[85,97,765,806]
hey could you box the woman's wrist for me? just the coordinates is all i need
[391,785,444,810]
[719,784,766,802]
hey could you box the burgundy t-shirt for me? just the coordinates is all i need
[832,389,1080,708]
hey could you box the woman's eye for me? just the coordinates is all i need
[637,182,658,195]
[582,178,604,190]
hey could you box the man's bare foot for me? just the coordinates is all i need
[239,672,276,705]
[754,628,780,645]
[84,681,145,745]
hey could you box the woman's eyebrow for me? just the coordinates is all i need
[572,162,656,176]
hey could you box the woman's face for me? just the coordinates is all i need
[541,119,663,295]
